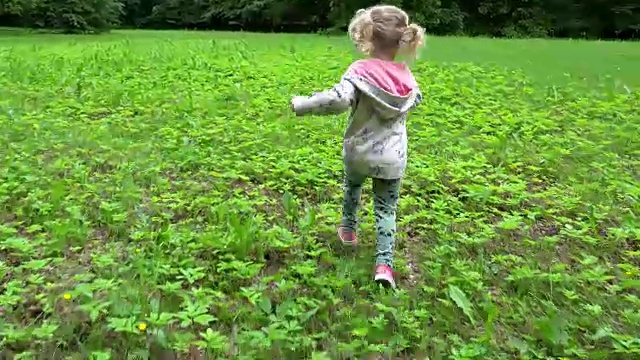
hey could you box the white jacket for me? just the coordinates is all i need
[292,59,422,179]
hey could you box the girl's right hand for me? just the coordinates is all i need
[290,96,304,114]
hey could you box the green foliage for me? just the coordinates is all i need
[2,0,640,38]
[0,31,639,359]
[30,0,123,33]
[1,0,123,33]
[0,0,27,15]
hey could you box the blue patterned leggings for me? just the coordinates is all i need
[341,172,401,267]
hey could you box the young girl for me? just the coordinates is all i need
[290,5,425,288]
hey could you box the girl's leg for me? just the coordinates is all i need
[339,172,366,244]
[372,177,401,287]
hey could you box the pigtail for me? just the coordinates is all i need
[348,8,375,56]
[400,23,426,60]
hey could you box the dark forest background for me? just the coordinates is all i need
[0,0,639,39]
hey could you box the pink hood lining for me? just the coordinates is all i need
[346,59,418,97]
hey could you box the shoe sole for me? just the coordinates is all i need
[374,273,396,289]
[337,227,357,246]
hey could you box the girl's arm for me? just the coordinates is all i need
[291,77,357,116]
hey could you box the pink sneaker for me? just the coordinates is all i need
[337,226,357,245]
[374,264,396,289]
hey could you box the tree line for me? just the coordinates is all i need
[1,0,639,39]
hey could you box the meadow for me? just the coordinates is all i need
[0,30,639,359]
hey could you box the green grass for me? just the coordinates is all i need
[0,30,639,359]
[4,29,640,89]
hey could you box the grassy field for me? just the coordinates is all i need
[0,30,639,359]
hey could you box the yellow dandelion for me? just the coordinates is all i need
[137,322,147,331]
[135,248,141,254]
[626,271,633,276]
[63,293,72,300]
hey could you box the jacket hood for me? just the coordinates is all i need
[345,59,421,119]
[347,76,421,119]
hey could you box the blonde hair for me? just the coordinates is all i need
[348,5,425,60]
